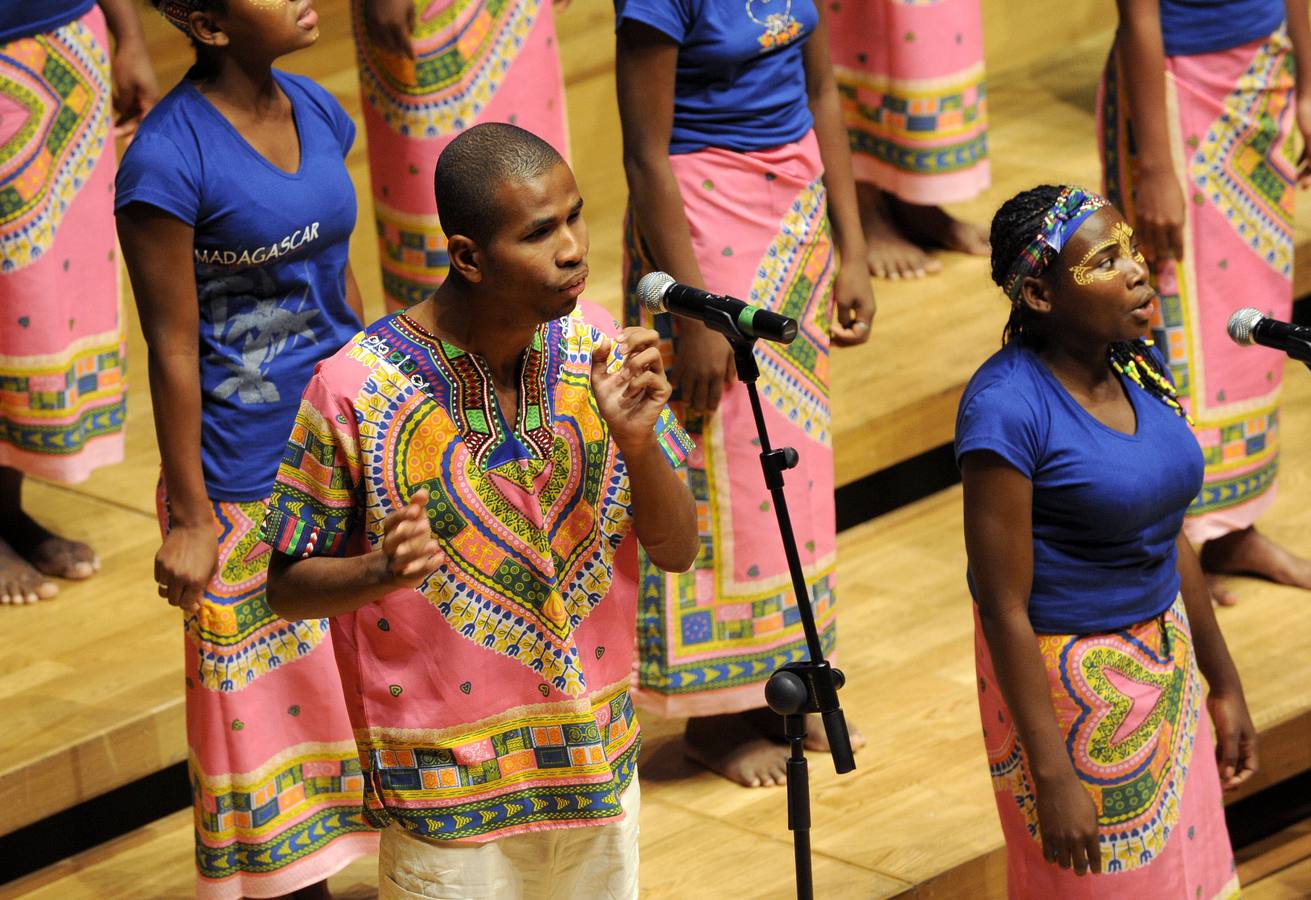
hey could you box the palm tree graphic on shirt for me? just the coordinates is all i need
[202,265,321,404]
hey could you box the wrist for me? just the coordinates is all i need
[1205,669,1245,699]
[1029,751,1078,789]
[615,432,661,463]
[1032,765,1079,791]
[367,548,396,590]
[104,12,148,50]
[676,317,711,338]
[1137,157,1177,179]
[837,238,868,265]
[166,500,212,529]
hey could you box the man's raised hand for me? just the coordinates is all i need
[377,489,445,589]
[590,327,673,453]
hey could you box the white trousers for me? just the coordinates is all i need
[378,776,640,900]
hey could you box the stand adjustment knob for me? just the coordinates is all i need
[763,447,799,471]
[764,669,809,716]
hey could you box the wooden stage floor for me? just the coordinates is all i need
[3,2,1311,897]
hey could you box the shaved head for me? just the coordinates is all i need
[434,123,566,246]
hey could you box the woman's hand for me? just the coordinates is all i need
[1132,165,1186,264]
[830,260,874,347]
[1208,689,1259,789]
[364,0,416,59]
[1035,771,1102,876]
[155,523,218,614]
[110,39,159,137]
[672,320,735,413]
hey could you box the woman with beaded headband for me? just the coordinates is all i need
[615,0,876,787]
[0,1,156,606]
[1102,0,1311,605]
[956,184,1256,896]
[115,2,377,896]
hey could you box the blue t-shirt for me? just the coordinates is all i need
[115,71,362,501]
[1160,0,1284,56]
[0,0,94,42]
[954,342,1205,635]
[615,0,816,154]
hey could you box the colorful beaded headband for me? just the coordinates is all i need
[156,0,205,34]
[1002,186,1109,303]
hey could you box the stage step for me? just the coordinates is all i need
[1238,818,1311,893]
[1247,853,1311,899]
[0,487,177,837]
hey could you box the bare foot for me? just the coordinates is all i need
[742,707,867,755]
[1199,526,1311,602]
[889,197,991,257]
[1204,572,1239,607]
[0,536,58,605]
[289,880,333,900]
[684,713,789,787]
[801,714,867,755]
[858,183,940,280]
[3,511,99,581]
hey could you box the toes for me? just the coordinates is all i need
[35,579,59,600]
[24,533,99,580]
[65,559,96,580]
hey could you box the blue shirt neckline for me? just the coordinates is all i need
[180,71,307,180]
[1030,351,1144,442]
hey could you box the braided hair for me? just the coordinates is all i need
[989,185,1193,424]
[151,1,227,80]
[989,184,1063,349]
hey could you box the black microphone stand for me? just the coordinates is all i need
[694,309,856,900]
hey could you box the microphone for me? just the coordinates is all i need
[637,271,798,344]
[1227,307,1311,363]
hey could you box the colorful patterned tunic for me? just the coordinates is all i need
[262,304,691,840]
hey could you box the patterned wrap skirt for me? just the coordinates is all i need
[352,0,568,311]
[828,0,990,204]
[1100,26,1296,542]
[623,131,838,717]
[157,485,377,898]
[0,6,125,482]
[975,596,1239,898]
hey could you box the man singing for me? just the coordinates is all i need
[262,123,698,897]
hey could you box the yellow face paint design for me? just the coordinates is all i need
[1069,221,1143,285]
